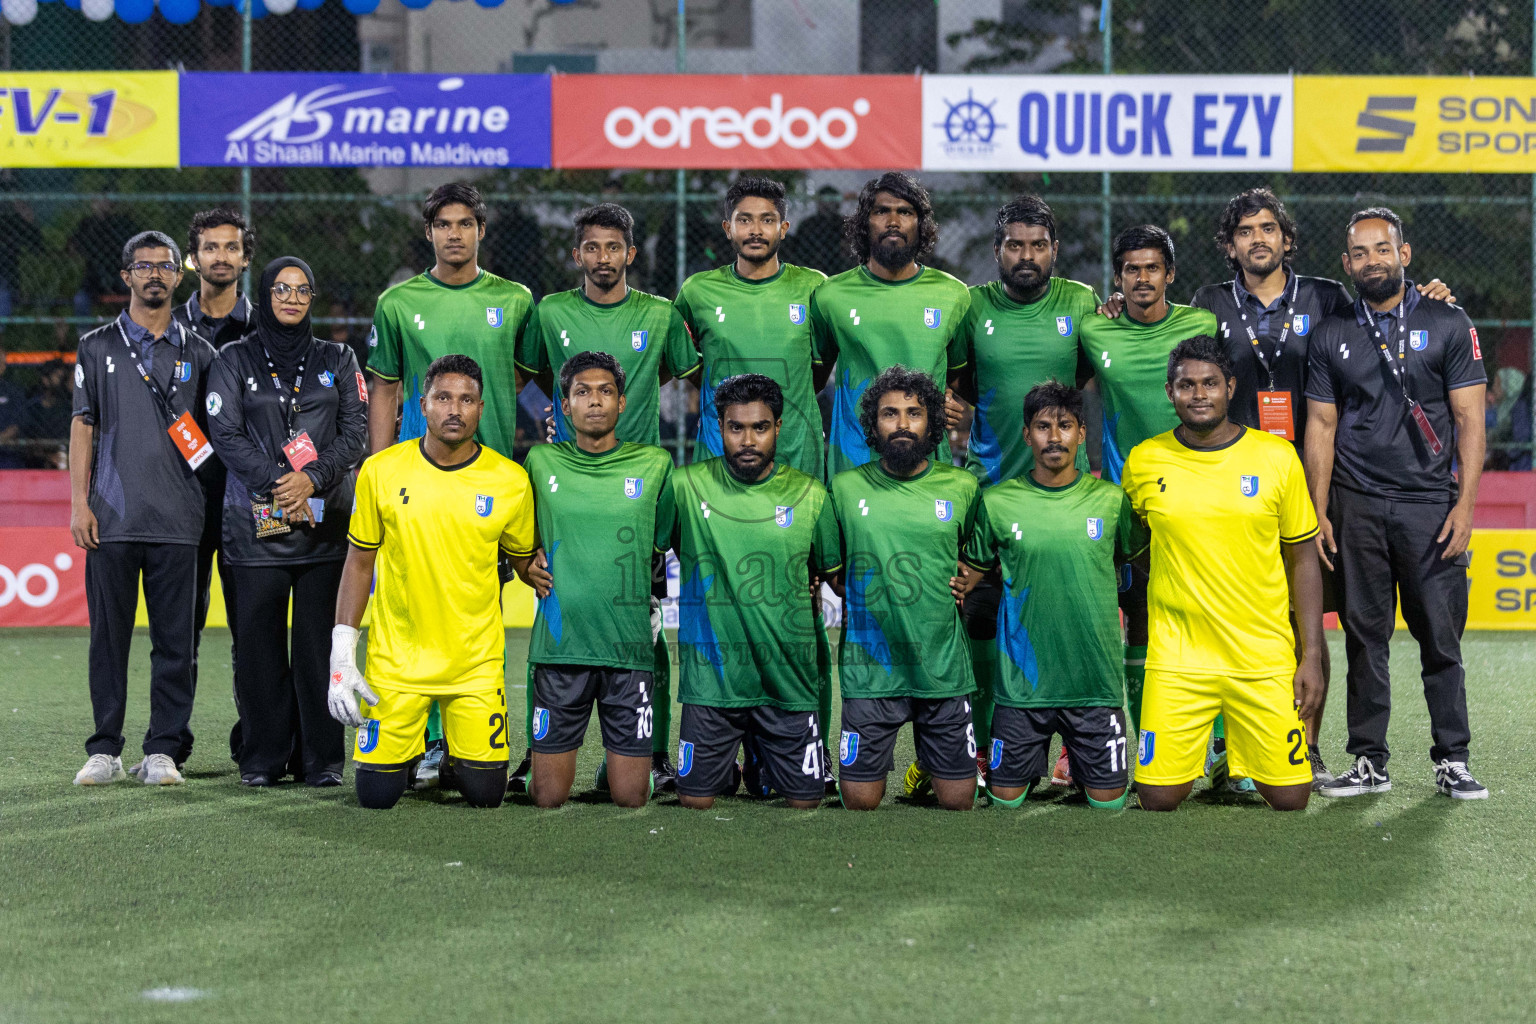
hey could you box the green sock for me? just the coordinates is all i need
[651,633,671,756]
[1213,713,1226,742]
[1124,644,1147,734]
[523,661,536,748]
[426,700,444,744]
[969,635,997,759]
[1086,790,1129,811]
[988,781,1033,808]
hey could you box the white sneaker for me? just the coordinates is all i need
[140,753,184,786]
[74,753,127,786]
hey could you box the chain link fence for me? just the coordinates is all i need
[2,0,1533,467]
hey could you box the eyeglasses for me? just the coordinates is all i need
[271,283,316,302]
[126,261,178,277]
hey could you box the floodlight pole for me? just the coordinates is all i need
[1100,0,1113,299]
[241,1,254,297]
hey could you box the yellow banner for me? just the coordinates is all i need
[1296,76,1536,172]
[1465,529,1536,630]
[0,72,177,168]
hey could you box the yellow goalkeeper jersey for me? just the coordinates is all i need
[348,439,535,694]
[1121,425,1318,680]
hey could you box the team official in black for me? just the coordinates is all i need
[1305,207,1489,800]
[70,231,218,787]
[207,257,368,787]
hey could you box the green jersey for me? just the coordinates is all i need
[809,265,971,478]
[1079,303,1218,482]
[516,287,700,448]
[369,269,533,455]
[671,458,841,711]
[830,460,980,699]
[964,472,1146,708]
[961,278,1099,485]
[673,262,828,480]
[525,442,675,672]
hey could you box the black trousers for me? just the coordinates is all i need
[230,560,345,779]
[1331,485,1472,767]
[84,542,198,759]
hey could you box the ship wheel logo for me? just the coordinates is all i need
[936,88,1004,144]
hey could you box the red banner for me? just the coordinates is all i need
[551,74,921,170]
[0,527,87,626]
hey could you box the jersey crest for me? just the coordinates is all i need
[1410,329,1428,351]
[839,730,860,766]
[1056,315,1073,337]
[989,738,1004,771]
[788,303,807,325]
[174,360,192,383]
[935,499,953,522]
[356,720,379,754]
[775,505,794,528]
[475,494,494,517]
[316,370,334,388]
[1086,516,1104,540]
[1240,475,1259,498]
[624,477,643,499]
[531,707,550,741]
[1138,730,1155,766]
[923,307,941,329]
[1292,313,1311,336]
[632,329,649,352]
[677,740,694,776]
[486,307,504,328]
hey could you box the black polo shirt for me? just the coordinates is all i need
[1192,271,1352,451]
[72,312,218,545]
[174,292,254,349]
[1305,284,1486,503]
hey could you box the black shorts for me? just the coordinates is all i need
[961,568,1002,641]
[989,705,1129,790]
[1117,561,1148,622]
[838,696,976,783]
[676,703,824,802]
[529,664,654,757]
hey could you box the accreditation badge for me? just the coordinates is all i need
[1257,391,1295,441]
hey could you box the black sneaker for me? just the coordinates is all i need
[650,751,677,795]
[740,738,770,799]
[505,750,531,794]
[1307,746,1334,792]
[1318,755,1391,797]
[1435,760,1488,800]
[823,742,838,796]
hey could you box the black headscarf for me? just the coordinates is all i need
[253,256,316,381]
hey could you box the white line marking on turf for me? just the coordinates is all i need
[142,988,208,1003]
[445,861,463,866]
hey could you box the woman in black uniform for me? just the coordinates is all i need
[207,257,368,787]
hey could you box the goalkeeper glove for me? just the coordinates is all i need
[327,624,378,728]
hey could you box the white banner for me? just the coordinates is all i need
[922,74,1293,172]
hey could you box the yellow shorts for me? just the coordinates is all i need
[1136,670,1311,787]
[353,685,510,770]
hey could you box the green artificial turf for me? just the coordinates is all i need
[2,628,1533,1023]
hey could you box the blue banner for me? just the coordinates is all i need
[179,72,550,168]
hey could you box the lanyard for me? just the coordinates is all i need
[1360,297,1411,404]
[114,319,187,425]
[261,346,306,438]
[1231,274,1298,390]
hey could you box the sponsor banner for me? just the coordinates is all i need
[1296,76,1536,172]
[551,74,920,169]
[180,72,550,168]
[0,72,177,168]
[1467,529,1536,630]
[922,74,1292,172]
[0,528,87,626]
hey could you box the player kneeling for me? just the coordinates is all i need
[327,354,537,809]
[961,382,1144,809]
[671,375,841,810]
[1122,337,1324,812]
[520,352,676,809]
[831,367,981,812]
